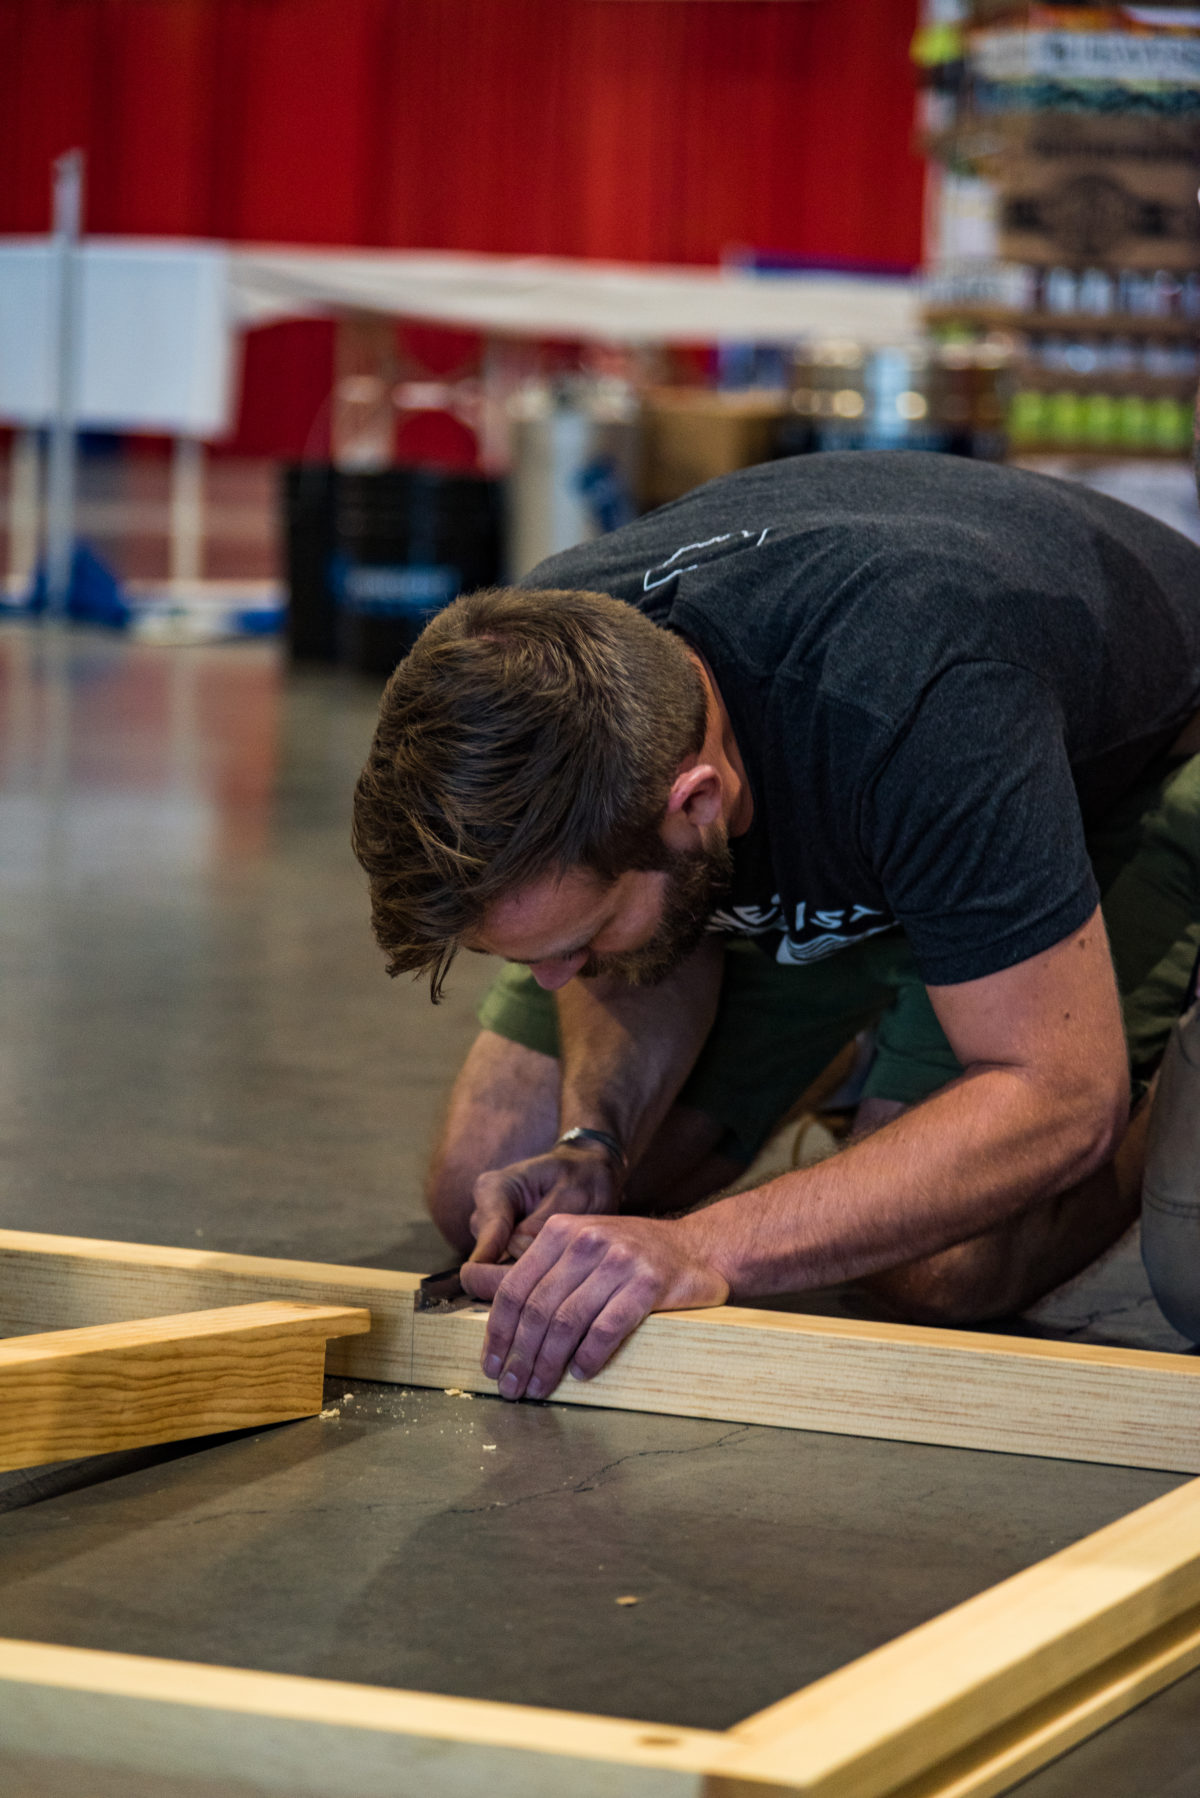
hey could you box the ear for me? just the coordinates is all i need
[662,762,724,844]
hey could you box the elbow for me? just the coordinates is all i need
[1068,1066,1130,1181]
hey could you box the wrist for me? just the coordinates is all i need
[555,1125,628,1181]
[674,1201,741,1292]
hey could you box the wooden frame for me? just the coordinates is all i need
[3,1226,1200,1797]
[0,1302,369,1469]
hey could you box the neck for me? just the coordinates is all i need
[689,650,754,838]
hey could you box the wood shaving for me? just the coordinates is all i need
[615,1595,640,1606]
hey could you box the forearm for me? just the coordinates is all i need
[555,936,724,1163]
[680,1060,1125,1296]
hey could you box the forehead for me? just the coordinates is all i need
[473,866,612,959]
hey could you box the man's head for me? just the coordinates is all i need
[351,585,724,998]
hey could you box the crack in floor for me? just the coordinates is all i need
[446,1425,754,1515]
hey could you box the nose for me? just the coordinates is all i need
[528,953,587,990]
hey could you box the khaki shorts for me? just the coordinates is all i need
[478,754,1200,1163]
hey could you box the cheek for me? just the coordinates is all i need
[593,877,669,952]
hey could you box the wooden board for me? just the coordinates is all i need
[4,1230,1200,1473]
[719,1474,1200,1798]
[410,1298,1200,1475]
[0,1229,419,1382]
[4,1479,1200,1796]
[0,1302,370,1469]
[3,1230,1200,1796]
[0,1638,731,1798]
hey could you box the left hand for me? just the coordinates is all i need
[459,1213,729,1400]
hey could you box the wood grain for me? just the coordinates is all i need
[0,1228,418,1383]
[0,1638,730,1798]
[3,1233,1200,1794]
[6,1228,1200,1472]
[718,1475,1200,1798]
[0,1302,370,1468]
[411,1299,1200,1475]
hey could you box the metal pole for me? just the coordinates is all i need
[168,436,205,588]
[44,149,84,619]
[6,429,41,597]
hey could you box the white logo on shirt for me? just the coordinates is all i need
[643,527,771,593]
[707,895,893,962]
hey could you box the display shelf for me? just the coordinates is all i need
[925,305,1200,340]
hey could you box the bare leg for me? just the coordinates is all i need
[857,1090,1154,1326]
[426,1028,745,1255]
[426,1031,560,1255]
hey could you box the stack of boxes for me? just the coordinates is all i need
[918,2,1200,460]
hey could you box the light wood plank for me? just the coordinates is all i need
[0,1228,419,1383]
[717,1475,1200,1798]
[411,1298,1200,1474]
[0,1302,370,1469]
[7,1228,1200,1472]
[0,1638,733,1798]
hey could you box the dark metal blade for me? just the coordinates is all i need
[416,1263,473,1313]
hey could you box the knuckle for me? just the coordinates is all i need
[546,1307,586,1344]
[521,1298,556,1333]
[576,1221,610,1252]
[586,1324,619,1356]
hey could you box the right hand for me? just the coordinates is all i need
[466,1142,623,1266]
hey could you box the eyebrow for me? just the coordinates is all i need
[463,939,592,964]
[520,941,591,966]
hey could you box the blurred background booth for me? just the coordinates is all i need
[1,0,1198,676]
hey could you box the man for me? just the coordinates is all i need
[353,450,1200,1401]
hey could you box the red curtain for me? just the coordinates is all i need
[0,0,924,453]
[0,0,922,262]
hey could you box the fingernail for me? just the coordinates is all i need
[484,1355,501,1379]
[526,1376,544,1399]
[499,1371,520,1399]
[569,1362,587,1381]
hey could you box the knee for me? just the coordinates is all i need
[1142,1205,1200,1342]
[864,1242,1022,1329]
[1140,1013,1200,1341]
[423,1153,477,1257]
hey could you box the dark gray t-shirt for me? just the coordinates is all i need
[520,452,1200,985]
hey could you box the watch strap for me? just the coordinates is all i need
[556,1125,627,1177]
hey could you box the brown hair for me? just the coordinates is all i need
[352,586,708,997]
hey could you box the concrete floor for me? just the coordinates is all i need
[1,619,1197,1788]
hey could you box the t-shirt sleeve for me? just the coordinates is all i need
[859,660,1099,986]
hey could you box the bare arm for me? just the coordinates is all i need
[555,933,725,1162]
[465,908,1130,1394]
[466,935,725,1262]
[682,906,1129,1293]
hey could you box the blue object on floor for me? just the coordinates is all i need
[24,543,131,629]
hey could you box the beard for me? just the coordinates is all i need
[579,836,735,988]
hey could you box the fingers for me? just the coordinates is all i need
[508,1170,612,1256]
[466,1169,519,1265]
[564,1288,651,1381]
[459,1260,507,1301]
[483,1218,655,1401]
[468,1150,620,1264]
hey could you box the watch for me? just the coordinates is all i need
[556,1126,628,1178]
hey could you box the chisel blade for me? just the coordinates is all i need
[416,1263,475,1313]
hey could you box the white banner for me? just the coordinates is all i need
[0,239,235,436]
[0,237,918,437]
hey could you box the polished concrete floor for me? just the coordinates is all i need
[1,619,1197,1789]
